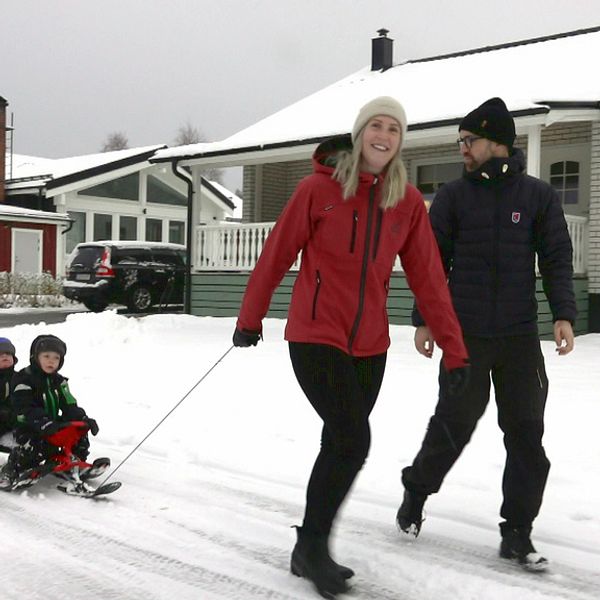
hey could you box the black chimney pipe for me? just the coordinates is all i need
[371,28,393,71]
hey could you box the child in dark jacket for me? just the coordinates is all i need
[0,334,99,489]
[0,337,18,443]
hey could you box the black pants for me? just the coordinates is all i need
[402,334,550,527]
[6,429,90,474]
[289,342,387,537]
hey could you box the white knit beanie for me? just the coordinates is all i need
[351,96,408,148]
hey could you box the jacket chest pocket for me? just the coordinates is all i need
[316,204,362,259]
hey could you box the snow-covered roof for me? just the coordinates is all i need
[154,27,600,163]
[6,145,166,188]
[203,179,239,211]
[0,203,70,223]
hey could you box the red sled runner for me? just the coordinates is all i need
[7,421,121,498]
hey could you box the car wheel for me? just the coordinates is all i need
[127,286,153,312]
[83,299,108,313]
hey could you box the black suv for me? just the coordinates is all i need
[63,241,186,312]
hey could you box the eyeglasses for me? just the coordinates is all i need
[456,135,483,149]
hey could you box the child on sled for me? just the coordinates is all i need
[0,334,106,491]
[0,337,18,450]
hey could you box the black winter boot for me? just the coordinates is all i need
[291,526,350,599]
[499,522,549,571]
[396,489,427,537]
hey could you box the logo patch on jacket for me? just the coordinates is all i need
[511,212,521,224]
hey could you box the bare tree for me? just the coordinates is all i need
[174,121,202,146]
[101,131,129,152]
[173,121,223,184]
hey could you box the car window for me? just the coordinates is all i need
[69,246,104,269]
[114,248,152,265]
[151,249,183,266]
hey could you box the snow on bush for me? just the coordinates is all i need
[0,272,73,308]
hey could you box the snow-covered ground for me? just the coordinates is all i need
[0,312,598,599]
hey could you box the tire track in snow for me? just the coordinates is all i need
[0,490,301,600]
[174,470,600,600]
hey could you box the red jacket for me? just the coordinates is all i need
[237,138,468,370]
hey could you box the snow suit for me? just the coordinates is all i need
[0,365,15,437]
[403,148,577,527]
[237,135,468,537]
[5,341,90,478]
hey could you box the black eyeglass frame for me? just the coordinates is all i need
[456,135,484,149]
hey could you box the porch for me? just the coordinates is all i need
[193,214,589,275]
[188,215,589,338]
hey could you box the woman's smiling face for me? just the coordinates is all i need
[360,115,402,174]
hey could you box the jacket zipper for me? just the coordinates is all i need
[312,270,321,320]
[348,178,377,353]
[350,210,358,253]
[491,188,501,332]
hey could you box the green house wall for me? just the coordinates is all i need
[190,272,589,338]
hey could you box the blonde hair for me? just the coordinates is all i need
[332,127,408,209]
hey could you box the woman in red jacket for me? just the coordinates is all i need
[233,96,469,598]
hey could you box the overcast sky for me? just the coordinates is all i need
[2,0,599,191]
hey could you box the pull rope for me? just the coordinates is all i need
[98,345,235,487]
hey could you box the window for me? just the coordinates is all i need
[147,175,187,206]
[78,173,139,201]
[169,220,185,244]
[93,214,113,241]
[120,216,137,240]
[550,161,579,205]
[416,162,463,201]
[146,218,162,242]
[66,211,86,253]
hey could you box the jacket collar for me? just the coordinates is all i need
[464,147,525,183]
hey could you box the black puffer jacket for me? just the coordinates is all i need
[414,148,577,336]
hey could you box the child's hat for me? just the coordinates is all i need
[30,334,67,369]
[0,337,16,357]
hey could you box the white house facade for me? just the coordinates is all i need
[5,147,236,275]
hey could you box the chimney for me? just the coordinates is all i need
[371,28,393,71]
[0,96,6,203]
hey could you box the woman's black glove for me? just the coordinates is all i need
[447,365,471,397]
[232,327,262,347]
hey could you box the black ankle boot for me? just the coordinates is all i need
[396,489,427,537]
[291,526,350,599]
[499,522,549,571]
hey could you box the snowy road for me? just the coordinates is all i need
[1,452,598,600]
[1,313,599,599]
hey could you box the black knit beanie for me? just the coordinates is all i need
[459,97,516,149]
[0,337,16,357]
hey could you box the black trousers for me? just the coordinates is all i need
[6,429,90,474]
[402,334,550,527]
[289,342,387,537]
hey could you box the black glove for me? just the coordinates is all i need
[446,365,471,397]
[84,417,99,436]
[39,420,69,437]
[232,327,261,347]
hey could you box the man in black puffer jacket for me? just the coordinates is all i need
[397,98,576,571]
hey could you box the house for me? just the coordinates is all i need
[152,26,600,335]
[4,146,236,275]
[1,96,70,276]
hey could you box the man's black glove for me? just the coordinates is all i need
[39,420,69,437]
[446,365,471,397]
[84,417,99,436]
[232,327,261,347]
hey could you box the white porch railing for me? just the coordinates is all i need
[195,215,588,275]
